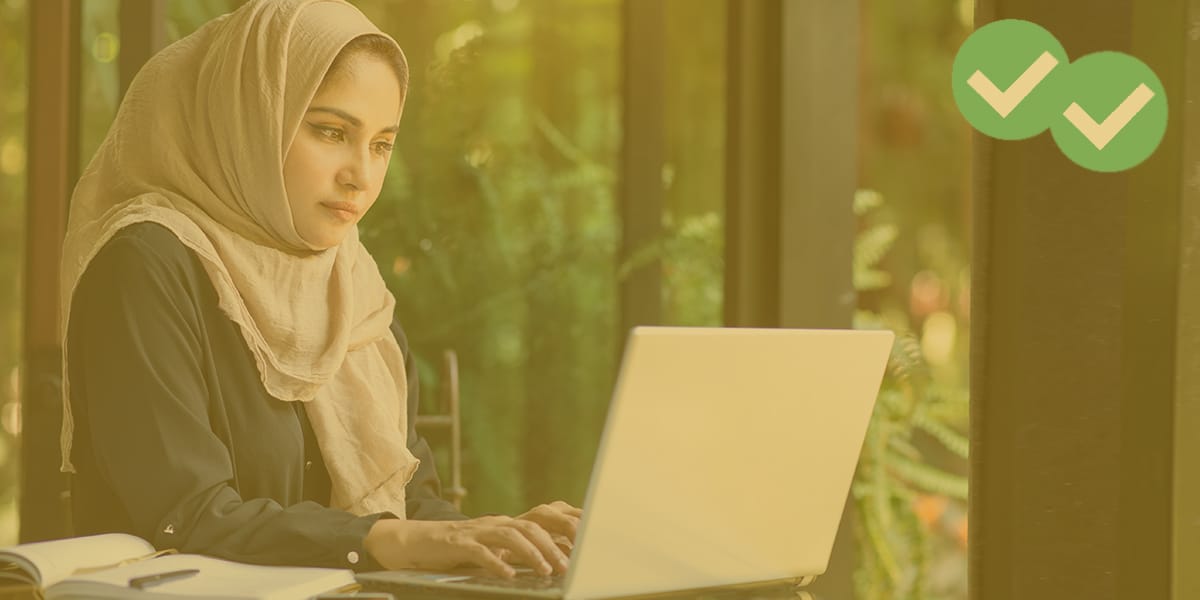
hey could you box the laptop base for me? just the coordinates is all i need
[357,570,817,600]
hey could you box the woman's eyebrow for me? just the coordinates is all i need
[307,106,399,134]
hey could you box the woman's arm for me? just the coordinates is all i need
[69,230,388,571]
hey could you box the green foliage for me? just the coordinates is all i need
[858,1,973,595]
[356,0,624,514]
[357,0,727,514]
[852,191,969,600]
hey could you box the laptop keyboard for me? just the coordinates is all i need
[462,571,565,590]
[358,569,565,598]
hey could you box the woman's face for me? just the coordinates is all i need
[284,53,402,250]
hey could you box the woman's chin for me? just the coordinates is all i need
[299,226,351,251]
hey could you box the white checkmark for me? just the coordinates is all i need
[967,51,1060,118]
[1062,83,1155,150]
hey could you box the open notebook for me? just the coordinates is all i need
[0,533,356,599]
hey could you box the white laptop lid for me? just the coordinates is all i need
[564,327,894,600]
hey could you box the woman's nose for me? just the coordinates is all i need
[337,147,372,190]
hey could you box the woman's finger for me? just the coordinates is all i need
[462,541,516,579]
[505,519,570,573]
[549,500,584,517]
[552,534,574,556]
[480,526,555,575]
[519,508,580,542]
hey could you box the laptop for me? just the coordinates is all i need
[358,326,894,600]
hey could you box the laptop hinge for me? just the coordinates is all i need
[794,575,817,587]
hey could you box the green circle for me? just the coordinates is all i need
[1048,52,1168,172]
[952,19,1068,140]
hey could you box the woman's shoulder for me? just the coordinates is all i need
[82,221,206,296]
[69,222,214,346]
[94,222,196,266]
[103,220,190,255]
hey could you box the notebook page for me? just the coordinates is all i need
[0,533,154,587]
[59,554,355,599]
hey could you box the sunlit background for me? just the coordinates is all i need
[0,0,973,598]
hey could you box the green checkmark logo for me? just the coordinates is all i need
[953,19,1169,172]
[1049,52,1167,172]
[953,20,1068,140]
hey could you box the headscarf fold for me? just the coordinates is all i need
[59,0,419,516]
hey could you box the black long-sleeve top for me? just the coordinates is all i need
[66,221,467,572]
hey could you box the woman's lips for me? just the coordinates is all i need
[321,202,359,221]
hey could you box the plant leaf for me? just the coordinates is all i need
[888,456,968,501]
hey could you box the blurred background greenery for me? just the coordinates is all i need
[0,0,972,597]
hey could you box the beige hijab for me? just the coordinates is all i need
[58,0,420,516]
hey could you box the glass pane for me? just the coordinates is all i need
[81,0,241,169]
[855,0,973,598]
[164,0,242,42]
[661,0,724,327]
[358,0,621,515]
[80,0,120,176]
[0,0,29,547]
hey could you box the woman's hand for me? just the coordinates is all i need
[514,500,583,554]
[364,516,570,578]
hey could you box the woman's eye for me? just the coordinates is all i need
[316,126,344,142]
[313,125,391,155]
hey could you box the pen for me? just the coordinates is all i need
[128,568,200,589]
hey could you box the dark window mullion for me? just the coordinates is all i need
[618,0,665,339]
[21,0,81,543]
[119,0,168,100]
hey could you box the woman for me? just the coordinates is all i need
[58,0,577,579]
